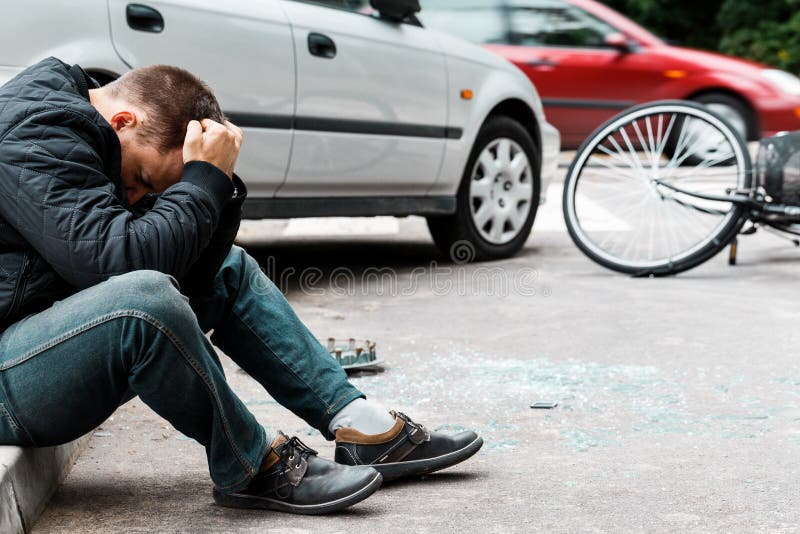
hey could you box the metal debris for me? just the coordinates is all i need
[321,337,383,370]
[530,402,558,409]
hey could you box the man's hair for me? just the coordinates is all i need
[106,65,224,153]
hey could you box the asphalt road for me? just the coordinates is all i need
[34,175,800,533]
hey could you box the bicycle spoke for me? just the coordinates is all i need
[632,120,656,170]
[644,116,660,172]
[565,103,749,272]
[619,126,648,175]
[591,148,648,183]
[606,134,644,178]
[654,113,677,160]
[595,144,648,176]
[668,117,706,169]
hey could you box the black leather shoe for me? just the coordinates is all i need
[213,433,382,514]
[334,411,483,481]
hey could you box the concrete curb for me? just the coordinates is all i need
[0,438,88,533]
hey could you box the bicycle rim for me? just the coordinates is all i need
[564,101,752,275]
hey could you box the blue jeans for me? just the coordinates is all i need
[0,246,364,492]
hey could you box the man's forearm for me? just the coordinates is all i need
[179,174,247,298]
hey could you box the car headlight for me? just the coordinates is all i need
[762,69,800,96]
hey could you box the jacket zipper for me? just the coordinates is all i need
[6,253,33,321]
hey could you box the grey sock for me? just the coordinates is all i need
[328,398,396,436]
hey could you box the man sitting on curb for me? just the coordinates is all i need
[0,57,482,515]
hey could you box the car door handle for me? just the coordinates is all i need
[126,4,164,33]
[526,59,558,68]
[308,33,336,59]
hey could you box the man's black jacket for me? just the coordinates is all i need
[0,57,246,330]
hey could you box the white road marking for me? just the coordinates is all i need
[283,216,400,237]
[534,183,633,233]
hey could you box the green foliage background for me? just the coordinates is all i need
[602,0,800,74]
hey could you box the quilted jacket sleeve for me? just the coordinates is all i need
[179,174,247,298]
[0,108,233,289]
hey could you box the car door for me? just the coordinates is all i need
[277,0,448,197]
[107,0,295,197]
[488,0,668,147]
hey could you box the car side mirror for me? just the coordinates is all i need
[370,0,420,22]
[604,32,631,52]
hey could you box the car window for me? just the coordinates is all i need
[293,0,378,16]
[421,1,507,44]
[422,0,619,48]
[506,0,619,48]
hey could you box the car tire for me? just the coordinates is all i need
[692,92,754,141]
[427,116,541,262]
[665,93,753,166]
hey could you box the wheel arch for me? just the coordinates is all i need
[85,69,120,87]
[683,88,759,140]
[483,98,542,158]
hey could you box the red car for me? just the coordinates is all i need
[422,0,800,149]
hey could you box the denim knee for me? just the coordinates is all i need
[227,246,261,280]
[235,246,280,291]
[102,270,194,325]
[216,246,280,298]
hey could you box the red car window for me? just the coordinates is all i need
[507,1,619,48]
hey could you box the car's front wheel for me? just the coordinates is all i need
[427,116,541,261]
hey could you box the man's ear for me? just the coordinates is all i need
[109,110,136,132]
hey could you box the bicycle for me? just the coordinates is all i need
[562,100,800,276]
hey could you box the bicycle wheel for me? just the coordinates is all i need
[563,100,752,276]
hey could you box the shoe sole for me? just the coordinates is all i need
[212,471,382,515]
[370,435,484,481]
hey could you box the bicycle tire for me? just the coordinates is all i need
[563,100,752,276]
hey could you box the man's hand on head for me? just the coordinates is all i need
[183,119,243,178]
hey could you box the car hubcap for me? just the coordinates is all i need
[469,138,533,245]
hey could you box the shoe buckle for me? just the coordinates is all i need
[394,412,430,445]
[284,455,308,487]
[408,424,430,445]
[277,436,315,487]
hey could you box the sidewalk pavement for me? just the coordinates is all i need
[0,438,87,533]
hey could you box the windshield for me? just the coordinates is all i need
[422,0,621,48]
[421,1,507,44]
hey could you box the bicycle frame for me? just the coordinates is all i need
[653,179,800,221]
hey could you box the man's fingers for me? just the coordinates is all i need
[224,120,243,137]
[185,117,242,177]
[183,120,203,152]
[185,120,202,139]
[183,120,204,163]
[224,120,243,149]
[199,118,240,138]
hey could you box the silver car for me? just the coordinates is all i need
[0,0,560,260]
